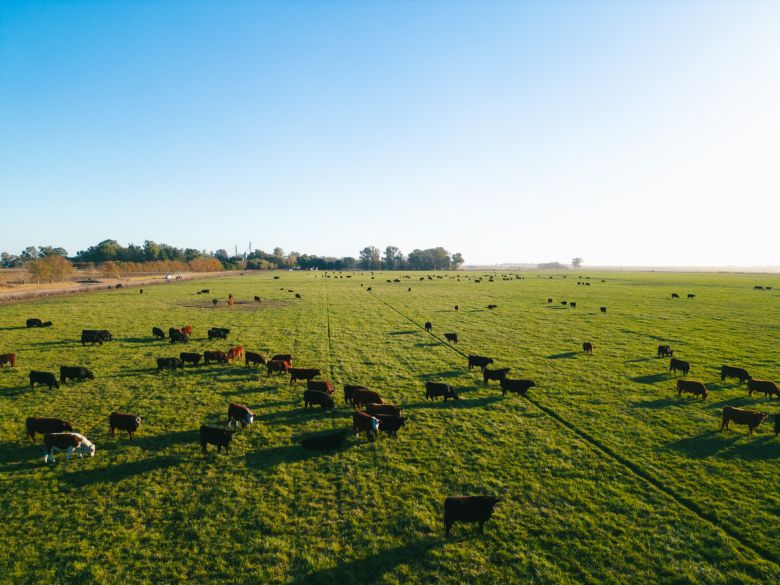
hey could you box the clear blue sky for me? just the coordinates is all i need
[1,1,778,266]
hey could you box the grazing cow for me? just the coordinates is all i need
[208,327,230,340]
[152,327,165,339]
[487,304,498,310]
[721,406,767,435]
[547,298,553,304]
[425,382,459,401]
[180,352,202,366]
[444,496,501,537]
[139,289,143,294]
[200,424,234,453]
[266,359,291,376]
[352,411,380,440]
[344,384,368,405]
[468,355,494,371]
[157,357,183,371]
[671,293,680,299]
[366,403,402,417]
[600,307,607,314]
[29,371,59,389]
[226,346,245,362]
[181,325,193,336]
[748,379,780,398]
[227,403,254,429]
[375,414,406,437]
[303,390,335,409]
[289,368,321,384]
[454,305,459,311]
[352,388,384,408]
[43,432,95,463]
[0,353,16,368]
[657,345,673,358]
[483,367,511,387]
[60,366,94,383]
[271,354,292,363]
[755,286,764,290]
[204,350,228,365]
[254,296,261,302]
[212,299,219,306]
[169,328,189,344]
[301,431,347,451]
[687,294,696,299]
[81,330,111,345]
[245,351,266,367]
[307,380,335,395]
[444,333,458,344]
[499,378,536,396]
[295,293,301,299]
[669,358,690,376]
[775,415,780,437]
[26,318,43,327]
[677,379,708,400]
[201,289,210,294]
[109,412,142,439]
[26,417,73,441]
[425,322,432,332]
[560,301,568,306]
[582,342,593,354]
[721,365,752,385]
[570,302,576,309]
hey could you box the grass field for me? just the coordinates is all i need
[1,270,779,584]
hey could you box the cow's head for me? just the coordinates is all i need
[759,413,768,422]
[449,390,460,400]
[243,413,254,426]
[85,369,95,380]
[78,438,96,457]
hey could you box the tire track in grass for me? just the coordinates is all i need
[367,290,780,570]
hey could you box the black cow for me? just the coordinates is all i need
[152,327,165,339]
[671,293,679,299]
[487,304,497,310]
[570,302,576,309]
[157,357,183,371]
[208,327,230,340]
[688,294,696,299]
[366,403,402,417]
[204,350,228,365]
[109,412,142,439]
[375,414,406,437]
[303,390,334,409]
[180,352,201,366]
[444,496,501,537]
[600,307,607,314]
[289,368,321,384]
[200,424,234,453]
[26,417,73,441]
[669,358,690,376]
[301,431,347,451]
[444,333,458,344]
[468,355,494,371]
[60,366,94,383]
[26,318,43,327]
[344,384,368,405]
[169,328,189,343]
[424,322,432,332]
[677,379,708,400]
[81,330,111,345]
[721,365,752,385]
[499,378,536,396]
[657,345,673,358]
[748,379,780,398]
[245,351,266,367]
[425,382,459,401]
[775,415,780,437]
[483,367,510,387]
[547,298,553,304]
[29,371,59,389]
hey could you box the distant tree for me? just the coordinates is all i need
[214,249,229,261]
[382,246,402,270]
[359,246,381,270]
[286,251,299,266]
[341,256,357,270]
[28,256,74,283]
[190,257,223,272]
[1,252,21,268]
[572,257,583,269]
[537,262,568,270]
[20,246,39,262]
[38,246,68,258]
[451,252,464,269]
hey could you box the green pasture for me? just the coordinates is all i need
[0,270,779,584]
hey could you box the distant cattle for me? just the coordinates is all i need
[26,318,43,327]
[295,293,302,299]
[301,431,347,451]
[0,353,16,368]
[754,286,764,290]
[721,365,751,385]
[657,345,673,358]
[687,293,696,299]
[254,296,261,302]
[307,380,335,395]
[60,366,94,383]
[43,432,95,463]
[366,403,402,417]
[444,496,501,537]
[424,322,432,332]
[375,414,406,437]
[721,406,767,435]
[81,329,112,345]
[26,417,73,441]
[169,328,189,343]
[671,293,679,299]
[468,355,494,371]
[483,367,511,387]
[669,358,690,376]
[444,333,458,344]
[204,350,228,365]
[487,304,497,310]
[200,425,234,453]
[289,368,321,384]
[352,388,383,408]
[179,352,202,366]
[582,342,593,354]
[226,346,244,361]
[109,412,142,439]
[547,298,553,304]
[344,384,368,405]
[200,289,210,294]
[157,357,183,371]
[29,370,59,389]
[454,305,459,311]
[207,327,230,340]
[181,325,193,336]
[227,403,254,429]
[303,390,335,409]
[677,379,708,400]
[352,411,380,440]
[560,301,567,306]
[425,381,459,401]
[266,359,291,376]
[569,302,576,309]
[152,327,165,339]
[212,299,219,306]
[600,307,607,314]
[367,287,372,291]
[499,378,536,396]
[747,379,779,398]
[245,351,266,367]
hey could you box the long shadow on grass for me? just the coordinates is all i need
[665,430,739,459]
[547,352,578,359]
[630,397,683,409]
[0,385,33,397]
[244,442,352,471]
[419,371,464,380]
[130,429,200,451]
[719,434,780,460]
[388,330,418,335]
[298,539,441,585]
[219,385,279,398]
[405,396,503,410]
[60,455,183,487]
[416,342,443,348]
[630,373,669,385]
[28,340,79,348]
[624,357,656,363]
[0,325,27,331]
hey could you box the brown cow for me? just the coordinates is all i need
[0,353,16,368]
[226,346,244,362]
[748,379,780,398]
[245,351,266,367]
[26,417,73,441]
[366,403,402,417]
[109,412,142,439]
[43,432,95,463]
[227,403,254,429]
[352,388,383,408]
[582,342,593,354]
[307,380,335,395]
[271,354,292,363]
[352,411,380,440]
[181,325,193,336]
[289,368,321,384]
[676,379,708,400]
[721,406,767,435]
[344,384,369,405]
[204,350,228,365]
[267,359,291,376]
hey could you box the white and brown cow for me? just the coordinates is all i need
[43,432,95,463]
[227,403,254,429]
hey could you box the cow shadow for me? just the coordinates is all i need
[630,397,681,409]
[28,340,78,348]
[624,357,656,364]
[405,396,503,410]
[244,443,346,471]
[219,385,278,398]
[415,342,443,348]
[130,429,200,451]
[253,408,331,425]
[0,385,32,397]
[719,434,780,460]
[0,325,27,331]
[707,396,757,409]
[420,371,463,381]
[388,330,418,336]
[546,352,577,360]
[665,430,739,459]
[297,539,441,585]
[630,373,669,385]
[118,337,162,344]
[60,455,183,486]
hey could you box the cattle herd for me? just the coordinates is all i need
[3,280,779,538]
